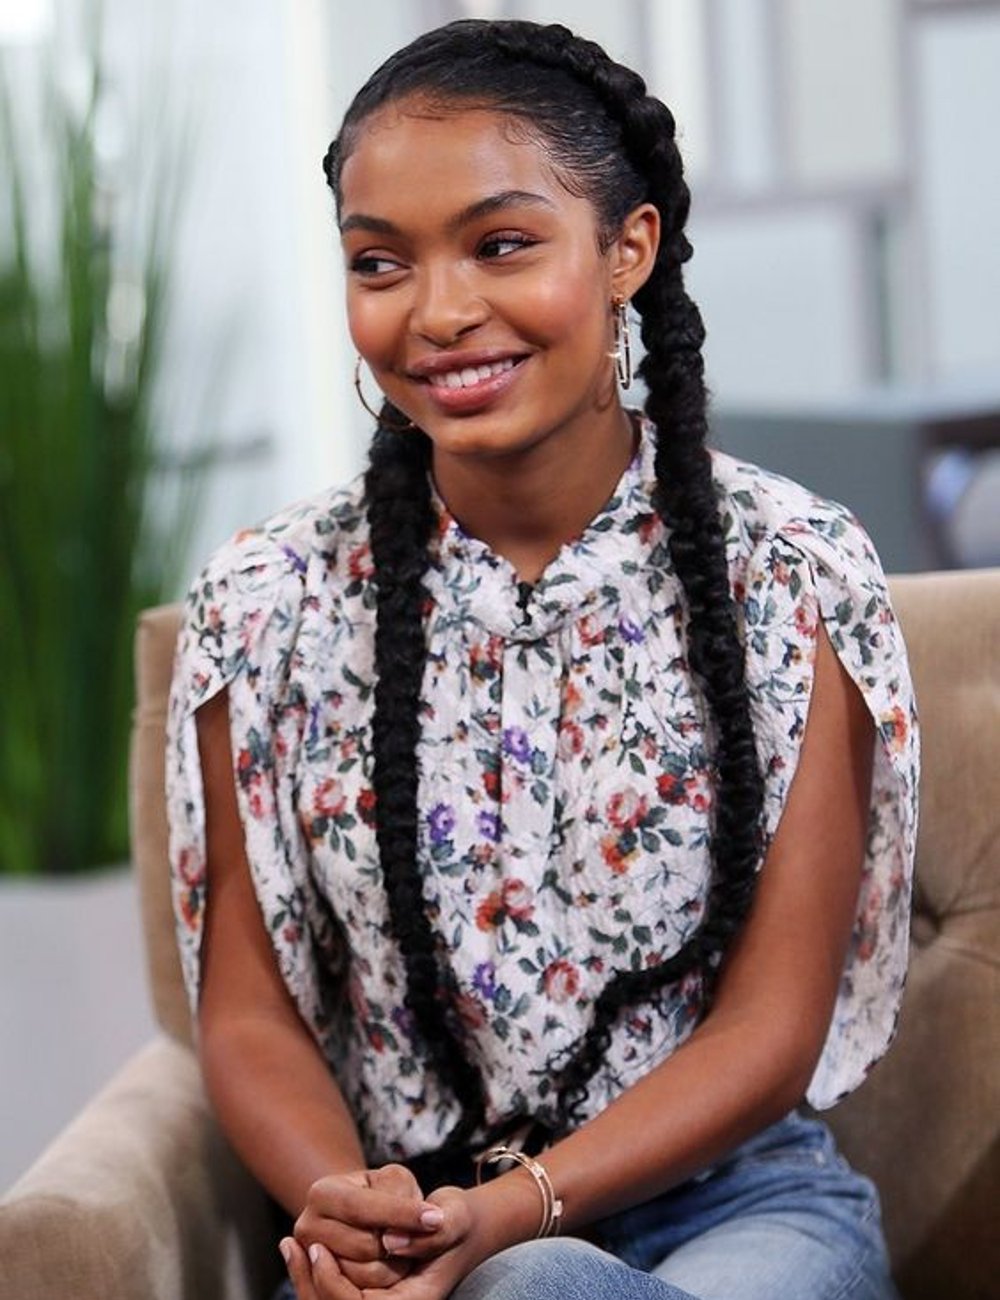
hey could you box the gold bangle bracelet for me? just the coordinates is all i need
[474,1144,564,1238]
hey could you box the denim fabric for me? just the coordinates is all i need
[275,1112,898,1300]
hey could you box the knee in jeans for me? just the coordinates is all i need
[453,1238,616,1300]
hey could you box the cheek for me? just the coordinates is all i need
[507,266,610,351]
[346,293,401,364]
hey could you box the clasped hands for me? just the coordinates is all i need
[280,1164,486,1300]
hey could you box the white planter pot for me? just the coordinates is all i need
[0,866,157,1194]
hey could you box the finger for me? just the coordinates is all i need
[294,1214,387,1263]
[305,1181,445,1235]
[368,1162,424,1200]
[280,1237,319,1300]
[338,1254,411,1290]
[305,1242,364,1300]
[378,1186,469,1262]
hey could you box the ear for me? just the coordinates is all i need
[609,203,660,300]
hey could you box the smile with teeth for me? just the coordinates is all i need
[427,358,519,390]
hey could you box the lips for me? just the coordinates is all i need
[428,357,518,390]
[407,351,529,415]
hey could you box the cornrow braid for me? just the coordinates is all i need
[327,17,765,1144]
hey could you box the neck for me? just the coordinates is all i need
[431,405,637,584]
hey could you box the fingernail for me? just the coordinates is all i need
[279,1239,292,1264]
[308,1243,321,1265]
[420,1206,444,1228]
[383,1232,411,1251]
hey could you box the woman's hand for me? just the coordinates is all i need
[291,1163,444,1292]
[358,1177,542,1300]
[283,1178,535,1300]
[286,1186,478,1300]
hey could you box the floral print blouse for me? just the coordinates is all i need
[166,419,918,1164]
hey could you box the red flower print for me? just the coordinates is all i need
[247,777,272,820]
[794,601,817,639]
[578,614,605,647]
[475,879,534,930]
[476,890,504,931]
[879,705,907,754]
[177,847,203,886]
[656,772,685,804]
[607,788,648,830]
[356,787,376,826]
[543,959,580,1004]
[558,721,585,760]
[483,768,501,800]
[314,777,347,818]
[179,888,200,932]
[502,879,534,921]
[600,833,631,875]
[347,542,373,580]
[564,680,583,717]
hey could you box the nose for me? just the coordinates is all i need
[409,261,487,345]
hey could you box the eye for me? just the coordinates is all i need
[477,232,537,260]
[349,252,405,278]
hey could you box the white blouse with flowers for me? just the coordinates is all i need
[166,420,918,1163]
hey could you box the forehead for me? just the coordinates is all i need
[339,101,589,225]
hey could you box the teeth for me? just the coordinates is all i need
[431,358,516,389]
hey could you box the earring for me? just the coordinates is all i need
[608,296,633,390]
[353,355,415,431]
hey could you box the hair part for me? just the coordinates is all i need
[325,18,765,1164]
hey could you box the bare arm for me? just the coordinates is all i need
[195,686,369,1214]
[196,690,446,1300]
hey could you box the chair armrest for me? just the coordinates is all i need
[0,1035,282,1300]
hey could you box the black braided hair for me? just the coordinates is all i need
[323,19,765,1150]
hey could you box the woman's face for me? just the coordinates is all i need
[338,100,657,467]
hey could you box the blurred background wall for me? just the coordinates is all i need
[2,0,999,1192]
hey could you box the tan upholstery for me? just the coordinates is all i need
[824,569,1000,1299]
[2,572,998,1299]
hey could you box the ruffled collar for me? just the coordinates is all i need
[427,413,661,643]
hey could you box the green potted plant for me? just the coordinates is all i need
[0,32,203,876]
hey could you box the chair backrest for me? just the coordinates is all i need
[130,603,191,1047]
[824,568,1000,1298]
[130,571,1000,1295]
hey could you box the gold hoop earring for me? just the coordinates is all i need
[608,296,633,390]
[353,355,415,431]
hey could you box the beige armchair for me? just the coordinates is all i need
[2,571,998,1300]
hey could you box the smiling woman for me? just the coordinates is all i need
[164,19,918,1300]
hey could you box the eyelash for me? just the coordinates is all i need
[477,232,536,259]
[349,232,536,278]
[350,254,401,276]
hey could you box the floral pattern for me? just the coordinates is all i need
[166,419,919,1163]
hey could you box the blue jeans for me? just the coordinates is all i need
[456,1112,896,1300]
[278,1112,898,1300]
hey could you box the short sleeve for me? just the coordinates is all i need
[165,527,345,1045]
[740,513,919,1108]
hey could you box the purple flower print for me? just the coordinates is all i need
[391,1005,416,1040]
[477,810,501,843]
[472,961,497,1000]
[427,802,456,844]
[502,726,532,763]
[619,616,645,644]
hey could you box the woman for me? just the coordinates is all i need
[167,19,918,1300]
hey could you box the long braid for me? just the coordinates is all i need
[328,18,765,1145]
[364,415,488,1157]
[547,79,765,1120]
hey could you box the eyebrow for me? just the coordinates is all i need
[339,189,556,237]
